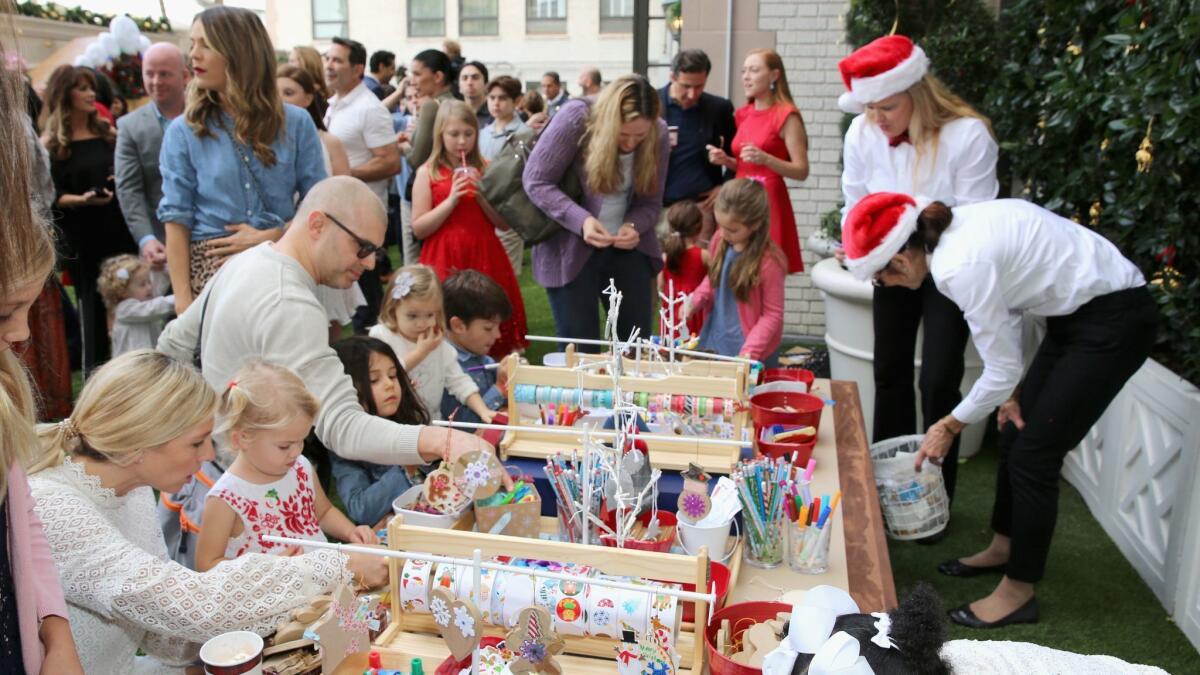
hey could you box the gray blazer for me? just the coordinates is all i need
[114,103,167,246]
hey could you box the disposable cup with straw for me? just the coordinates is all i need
[453,149,479,199]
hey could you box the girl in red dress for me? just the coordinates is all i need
[412,100,528,359]
[659,200,709,341]
[707,48,810,274]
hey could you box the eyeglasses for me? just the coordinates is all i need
[323,211,383,260]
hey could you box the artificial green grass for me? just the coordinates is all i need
[889,439,1198,673]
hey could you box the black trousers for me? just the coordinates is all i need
[992,287,1157,583]
[873,276,971,500]
[545,248,654,353]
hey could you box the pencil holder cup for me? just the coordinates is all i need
[787,518,833,575]
[742,511,785,569]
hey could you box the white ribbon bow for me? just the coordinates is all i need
[869,612,895,650]
[760,586,862,675]
[116,267,130,281]
[391,271,415,300]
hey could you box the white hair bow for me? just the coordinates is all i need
[116,267,130,281]
[809,632,875,675]
[869,612,895,650]
[761,586,862,675]
[391,271,415,300]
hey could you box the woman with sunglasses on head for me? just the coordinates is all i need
[842,193,1156,629]
[834,36,999,520]
[158,6,326,315]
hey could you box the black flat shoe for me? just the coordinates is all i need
[937,558,1006,577]
[948,597,1039,629]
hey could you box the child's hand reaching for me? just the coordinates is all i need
[348,525,379,545]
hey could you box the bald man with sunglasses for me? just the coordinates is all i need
[159,176,501,472]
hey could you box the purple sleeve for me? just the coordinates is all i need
[523,100,593,236]
[625,118,671,235]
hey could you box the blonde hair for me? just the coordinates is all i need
[215,361,319,447]
[31,350,218,473]
[425,99,484,177]
[98,254,148,314]
[379,264,443,334]
[40,65,116,160]
[710,179,786,302]
[186,6,284,166]
[583,75,661,196]
[746,49,794,107]
[1,5,58,497]
[870,75,995,186]
[290,45,328,99]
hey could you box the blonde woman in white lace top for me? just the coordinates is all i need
[28,351,388,674]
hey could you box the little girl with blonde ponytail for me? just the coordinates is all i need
[195,361,377,572]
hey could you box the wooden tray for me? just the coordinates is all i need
[369,513,717,673]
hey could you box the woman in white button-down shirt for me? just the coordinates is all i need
[843,193,1156,630]
[836,35,999,515]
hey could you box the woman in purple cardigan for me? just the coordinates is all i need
[524,74,670,345]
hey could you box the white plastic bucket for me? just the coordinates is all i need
[391,485,466,528]
[676,517,740,562]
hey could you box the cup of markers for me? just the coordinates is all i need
[732,456,804,569]
[786,491,841,574]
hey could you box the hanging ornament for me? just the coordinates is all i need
[1089,201,1102,226]
[1136,118,1154,173]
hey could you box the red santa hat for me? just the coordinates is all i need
[842,192,930,281]
[837,35,929,114]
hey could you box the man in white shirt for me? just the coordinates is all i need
[541,71,570,117]
[324,37,401,207]
[324,37,401,329]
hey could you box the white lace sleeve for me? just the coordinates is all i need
[34,484,351,642]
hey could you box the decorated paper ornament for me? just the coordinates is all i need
[676,463,711,522]
[431,587,483,662]
[308,583,380,674]
[453,449,504,501]
[506,606,564,674]
[424,465,471,514]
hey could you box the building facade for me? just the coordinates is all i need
[263,0,677,93]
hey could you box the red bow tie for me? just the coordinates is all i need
[888,131,911,147]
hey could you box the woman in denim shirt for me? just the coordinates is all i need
[159,6,326,314]
[323,337,434,528]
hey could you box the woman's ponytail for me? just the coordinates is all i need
[663,200,703,275]
[912,201,953,252]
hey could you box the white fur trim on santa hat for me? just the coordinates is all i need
[843,45,929,111]
[844,197,930,281]
[838,91,865,114]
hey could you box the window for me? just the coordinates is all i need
[526,0,566,34]
[312,0,348,39]
[600,0,634,33]
[460,0,499,35]
[408,0,445,37]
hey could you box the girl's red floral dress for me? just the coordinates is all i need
[208,455,327,558]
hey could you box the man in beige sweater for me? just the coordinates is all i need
[159,176,490,468]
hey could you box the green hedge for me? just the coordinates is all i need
[843,0,1200,385]
[17,1,172,34]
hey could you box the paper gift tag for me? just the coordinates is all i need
[430,587,482,662]
[506,606,564,674]
[424,465,470,513]
[453,449,504,500]
[676,491,711,522]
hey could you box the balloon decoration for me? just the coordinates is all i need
[72,15,156,99]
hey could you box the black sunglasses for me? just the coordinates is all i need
[323,211,383,260]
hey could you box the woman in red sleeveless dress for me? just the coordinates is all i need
[412,100,527,358]
[708,49,809,274]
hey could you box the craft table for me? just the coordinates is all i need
[333,381,894,673]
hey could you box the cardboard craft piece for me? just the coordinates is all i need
[475,490,542,539]
[424,465,471,514]
[615,627,679,675]
[505,606,564,674]
[677,462,712,522]
[308,584,380,674]
[453,449,505,501]
[430,587,483,662]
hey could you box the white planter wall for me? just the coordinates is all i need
[811,257,987,457]
[1061,358,1200,651]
